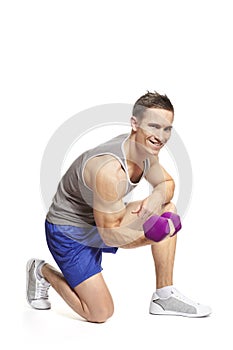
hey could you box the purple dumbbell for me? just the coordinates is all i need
[143,214,171,242]
[161,212,182,237]
[143,212,182,242]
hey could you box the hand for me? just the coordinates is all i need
[131,194,163,220]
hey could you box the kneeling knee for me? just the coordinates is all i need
[162,201,177,214]
[88,306,114,323]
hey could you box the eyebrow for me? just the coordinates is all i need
[148,123,173,129]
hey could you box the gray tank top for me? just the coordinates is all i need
[46,133,150,227]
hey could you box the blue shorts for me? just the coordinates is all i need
[45,220,118,288]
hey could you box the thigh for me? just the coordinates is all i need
[74,272,114,321]
[45,221,104,288]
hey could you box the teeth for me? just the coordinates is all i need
[150,140,160,145]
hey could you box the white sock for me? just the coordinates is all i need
[36,261,45,279]
[156,285,173,298]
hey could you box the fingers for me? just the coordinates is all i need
[131,205,141,214]
[131,206,152,220]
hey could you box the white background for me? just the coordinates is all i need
[1,0,232,349]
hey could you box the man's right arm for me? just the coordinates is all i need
[86,158,150,247]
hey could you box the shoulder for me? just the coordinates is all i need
[96,155,125,181]
[85,154,125,179]
[84,155,127,200]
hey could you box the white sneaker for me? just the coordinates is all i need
[149,287,212,318]
[26,258,51,310]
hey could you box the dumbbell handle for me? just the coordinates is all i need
[161,212,182,237]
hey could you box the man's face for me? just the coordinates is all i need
[131,108,174,156]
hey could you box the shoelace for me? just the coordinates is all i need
[171,288,199,305]
[35,279,50,299]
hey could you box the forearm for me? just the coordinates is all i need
[95,179,175,248]
[97,206,153,248]
[152,179,175,206]
[99,227,146,247]
[98,225,153,248]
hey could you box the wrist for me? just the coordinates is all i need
[151,190,165,207]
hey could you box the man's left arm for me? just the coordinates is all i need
[132,158,175,219]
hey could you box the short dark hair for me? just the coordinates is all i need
[133,91,174,120]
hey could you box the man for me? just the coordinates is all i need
[26,91,211,322]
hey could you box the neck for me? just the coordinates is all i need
[124,133,147,169]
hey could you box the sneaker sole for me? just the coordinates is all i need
[150,310,211,318]
[26,258,35,306]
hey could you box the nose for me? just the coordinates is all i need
[154,129,166,144]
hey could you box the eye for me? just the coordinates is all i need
[148,123,161,129]
[164,126,172,132]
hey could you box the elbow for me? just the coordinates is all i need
[97,223,121,247]
[166,178,175,199]
[170,179,175,197]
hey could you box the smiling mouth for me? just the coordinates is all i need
[148,139,163,147]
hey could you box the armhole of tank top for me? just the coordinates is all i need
[81,153,128,192]
[120,135,150,185]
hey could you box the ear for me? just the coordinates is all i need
[130,116,139,132]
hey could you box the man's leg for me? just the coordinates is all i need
[149,202,212,317]
[151,235,177,289]
[42,264,114,323]
[151,201,177,289]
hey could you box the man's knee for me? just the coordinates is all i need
[88,304,114,323]
[162,201,177,214]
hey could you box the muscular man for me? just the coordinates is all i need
[26,91,211,322]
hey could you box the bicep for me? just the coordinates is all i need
[93,187,126,229]
[93,176,127,246]
[90,161,127,229]
[94,206,126,230]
